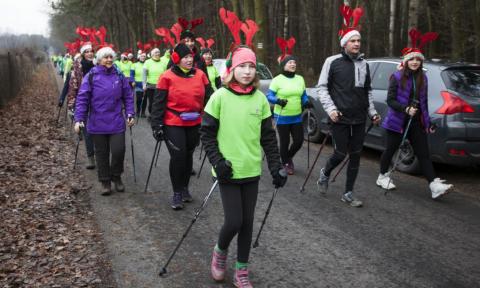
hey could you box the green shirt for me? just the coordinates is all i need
[117,60,132,77]
[144,58,167,85]
[64,58,73,74]
[132,62,144,82]
[269,74,306,116]
[204,88,271,179]
[206,65,220,91]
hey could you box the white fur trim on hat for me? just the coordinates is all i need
[95,47,116,61]
[340,30,361,47]
[80,43,92,54]
[402,51,425,64]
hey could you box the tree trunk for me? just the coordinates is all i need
[408,0,419,29]
[474,0,480,63]
[388,0,396,56]
[254,0,266,62]
[283,0,288,38]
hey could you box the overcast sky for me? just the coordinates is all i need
[0,0,51,36]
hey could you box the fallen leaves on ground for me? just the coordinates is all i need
[0,64,115,287]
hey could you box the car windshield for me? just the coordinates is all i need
[213,59,273,80]
[442,69,480,98]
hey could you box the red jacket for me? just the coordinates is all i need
[152,66,210,127]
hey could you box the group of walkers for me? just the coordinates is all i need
[53,5,453,287]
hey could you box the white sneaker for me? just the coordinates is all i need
[430,178,453,199]
[376,173,396,190]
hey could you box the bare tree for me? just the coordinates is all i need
[389,0,396,56]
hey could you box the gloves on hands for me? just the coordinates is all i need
[214,159,233,181]
[276,99,288,108]
[272,168,288,188]
[152,126,164,141]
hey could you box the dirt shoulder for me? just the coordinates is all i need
[0,64,116,287]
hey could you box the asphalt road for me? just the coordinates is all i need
[57,73,480,288]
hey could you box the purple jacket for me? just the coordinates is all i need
[382,71,431,133]
[74,65,134,134]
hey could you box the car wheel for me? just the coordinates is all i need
[302,108,325,143]
[393,140,421,174]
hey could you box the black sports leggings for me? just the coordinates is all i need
[217,180,259,263]
[324,123,366,193]
[163,125,200,193]
[380,119,435,182]
[145,88,155,115]
[277,122,304,164]
[135,90,147,116]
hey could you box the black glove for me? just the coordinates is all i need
[152,126,164,141]
[276,99,288,108]
[272,168,288,188]
[58,101,64,107]
[303,101,313,109]
[214,159,233,181]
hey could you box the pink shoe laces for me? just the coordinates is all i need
[213,250,227,270]
[235,268,252,287]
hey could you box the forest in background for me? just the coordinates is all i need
[48,0,480,85]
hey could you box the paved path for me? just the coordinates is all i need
[56,72,480,288]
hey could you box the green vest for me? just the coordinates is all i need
[204,88,271,179]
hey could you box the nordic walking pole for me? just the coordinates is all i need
[129,126,137,183]
[198,143,203,160]
[144,140,161,193]
[263,106,284,161]
[252,169,287,248]
[196,152,208,179]
[137,91,145,122]
[73,126,84,169]
[154,142,161,167]
[330,122,375,183]
[307,109,311,169]
[299,133,329,193]
[384,100,419,196]
[56,105,62,124]
[159,179,220,277]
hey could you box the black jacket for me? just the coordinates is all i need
[316,51,377,125]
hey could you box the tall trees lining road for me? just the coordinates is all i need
[49,0,480,84]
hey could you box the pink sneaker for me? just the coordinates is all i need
[284,161,294,175]
[210,248,227,282]
[234,267,253,288]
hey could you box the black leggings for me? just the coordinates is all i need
[145,88,155,115]
[91,133,125,182]
[217,180,259,263]
[135,90,147,116]
[163,125,200,193]
[277,122,304,164]
[380,120,435,182]
[324,123,366,193]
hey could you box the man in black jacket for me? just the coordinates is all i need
[315,29,381,207]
